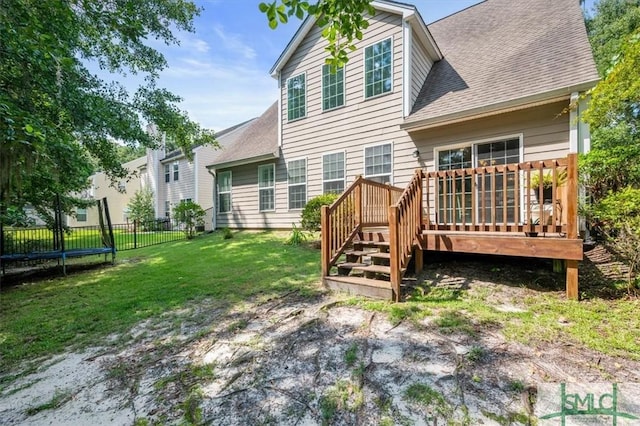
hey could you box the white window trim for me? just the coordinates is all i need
[362,36,394,101]
[321,64,346,112]
[218,170,232,213]
[363,141,394,185]
[286,72,307,122]
[322,150,346,193]
[258,163,276,212]
[164,164,170,183]
[172,161,179,181]
[287,157,307,211]
[433,133,524,225]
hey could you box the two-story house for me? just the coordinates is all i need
[206,0,598,231]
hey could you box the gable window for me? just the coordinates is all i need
[364,38,392,98]
[173,161,179,181]
[218,171,232,213]
[436,136,522,224]
[76,208,87,222]
[322,65,344,111]
[323,152,345,194]
[258,164,275,212]
[164,164,170,183]
[287,158,306,210]
[287,73,306,121]
[165,200,171,218]
[364,143,392,184]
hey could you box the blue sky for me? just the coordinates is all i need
[147,0,596,131]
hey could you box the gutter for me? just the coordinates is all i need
[206,168,217,231]
[401,80,600,132]
[206,152,279,171]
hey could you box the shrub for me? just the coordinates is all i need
[300,193,339,232]
[222,227,233,240]
[127,188,155,228]
[285,223,308,245]
[172,201,205,239]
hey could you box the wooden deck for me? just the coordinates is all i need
[321,154,582,301]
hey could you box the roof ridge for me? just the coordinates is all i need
[428,0,486,25]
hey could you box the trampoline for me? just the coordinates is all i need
[1,197,116,275]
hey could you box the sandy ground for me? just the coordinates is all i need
[1,248,639,425]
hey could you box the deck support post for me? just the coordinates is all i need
[414,248,423,274]
[321,205,330,278]
[389,206,400,302]
[565,153,579,300]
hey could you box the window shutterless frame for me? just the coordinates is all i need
[322,150,346,194]
[363,142,393,185]
[217,171,232,213]
[321,64,345,112]
[287,157,307,210]
[362,36,394,100]
[286,72,307,122]
[258,163,276,212]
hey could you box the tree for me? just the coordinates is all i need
[259,0,376,67]
[0,0,216,223]
[127,188,155,227]
[173,200,205,239]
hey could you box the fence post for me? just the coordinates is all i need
[321,205,330,278]
[134,220,138,249]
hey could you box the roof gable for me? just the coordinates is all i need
[269,0,441,77]
[404,0,599,129]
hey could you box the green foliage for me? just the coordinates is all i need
[300,193,339,232]
[0,205,35,227]
[0,0,217,219]
[344,343,358,367]
[222,227,233,240]
[259,0,376,68]
[403,383,453,418]
[172,200,205,239]
[127,188,155,226]
[591,187,640,230]
[586,0,640,76]
[286,223,308,245]
[529,169,567,189]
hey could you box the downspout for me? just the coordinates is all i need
[207,168,217,231]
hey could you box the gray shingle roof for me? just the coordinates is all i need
[207,102,279,168]
[404,0,599,128]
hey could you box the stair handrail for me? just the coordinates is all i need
[389,169,424,301]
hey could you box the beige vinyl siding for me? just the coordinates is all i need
[195,146,220,230]
[216,159,300,229]
[410,30,433,108]
[157,157,196,218]
[278,11,426,203]
[410,101,571,169]
[67,156,145,227]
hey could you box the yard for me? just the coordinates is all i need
[0,231,639,425]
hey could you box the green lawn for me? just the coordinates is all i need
[1,231,639,384]
[0,231,321,377]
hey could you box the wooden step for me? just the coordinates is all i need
[369,252,390,260]
[354,240,390,248]
[336,262,367,275]
[324,275,393,300]
[351,264,392,275]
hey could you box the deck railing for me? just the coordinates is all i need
[389,169,424,301]
[321,177,404,276]
[424,154,578,236]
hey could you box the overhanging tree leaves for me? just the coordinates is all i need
[259,0,376,67]
[0,0,216,221]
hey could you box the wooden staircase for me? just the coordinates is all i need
[321,171,424,301]
[325,229,404,300]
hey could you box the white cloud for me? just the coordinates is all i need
[211,24,256,60]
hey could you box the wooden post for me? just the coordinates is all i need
[321,205,330,278]
[415,170,424,273]
[355,180,362,225]
[565,153,579,300]
[389,206,400,302]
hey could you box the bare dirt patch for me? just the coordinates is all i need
[2,253,639,425]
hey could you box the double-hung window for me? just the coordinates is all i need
[364,38,392,98]
[323,152,345,194]
[287,73,306,121]
[164,164,170,183]
[218,171,232,213]
[165,200,171,218]
[287,158,306,210]
[258,164,275,212]
[76,208,87,222]
[322,65,344,111]
[364,143,392,184]
[173,162,179,181]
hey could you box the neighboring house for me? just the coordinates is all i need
[206,0,598,230]
[67,156,146,227]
